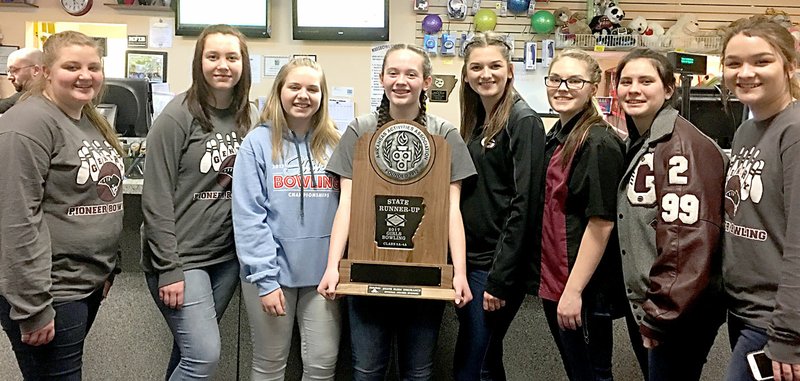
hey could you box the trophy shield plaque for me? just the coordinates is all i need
[337,120,454,300]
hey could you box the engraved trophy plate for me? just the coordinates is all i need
[338,120,454,300]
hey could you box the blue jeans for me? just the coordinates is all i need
[348,296,445,381]
[453,269,524,381]
[542,299,614,381]
[725,313,769,381]
[146,259,239,381]
[0,287,104,381]
[647,300,725,381]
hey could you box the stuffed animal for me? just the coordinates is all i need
[590,1,625,46]
[554,7,571,34]
[765,8,793,29]
[568,11,592,35]
[665,14,700,49]
[590,1,625,36]
[629,16,665,47]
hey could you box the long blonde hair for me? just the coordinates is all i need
[259,58,340,164]
[460,32,518,144]
[27,30,123,155]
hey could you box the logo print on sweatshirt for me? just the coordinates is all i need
[76,140,124,200]
[199,131,240,175]
[725,146,764,218]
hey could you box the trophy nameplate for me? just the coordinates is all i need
[337,120,454,300]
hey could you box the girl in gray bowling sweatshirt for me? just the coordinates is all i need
[721,19,800,380]
[141,25,254,380]
[0,31,125,379]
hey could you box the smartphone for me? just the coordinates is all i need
[747,350,774,380]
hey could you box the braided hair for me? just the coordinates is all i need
[376,44,432,128]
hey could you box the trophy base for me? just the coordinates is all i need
[337,260,454,301]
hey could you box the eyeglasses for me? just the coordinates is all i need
[7,65,36,75]
[544,76,592,90]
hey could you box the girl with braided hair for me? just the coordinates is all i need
[318,44,475,380]
[455,32,546,381]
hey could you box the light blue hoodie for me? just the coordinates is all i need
[232,124,340,296]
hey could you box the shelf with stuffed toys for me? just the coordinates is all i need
[552,3,724,53]
[415,1,798,59]
[555,33,722,53]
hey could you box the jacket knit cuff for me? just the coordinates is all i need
[765,338,800,365]
[158,267,185,288]
[19,304,56,334]
[485,278,513,301]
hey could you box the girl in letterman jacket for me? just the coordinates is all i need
[615,48,727,380]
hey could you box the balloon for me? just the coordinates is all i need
[422,14,443,34]
[474,9,498,32]
[531,10,556,34]
[507,0,530,14]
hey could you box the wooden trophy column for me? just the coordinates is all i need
[337,120,454,300]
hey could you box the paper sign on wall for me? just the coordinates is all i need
[264,55,291,77]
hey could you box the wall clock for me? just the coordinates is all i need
[61,0,93,17]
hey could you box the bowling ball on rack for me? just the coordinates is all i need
[474,9,498,32]
[507,0,530,14]
[531,10,556,34]
[422,14,444,34]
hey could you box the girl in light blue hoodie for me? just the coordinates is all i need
[232,58,342,381]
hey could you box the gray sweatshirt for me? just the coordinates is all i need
[723,101,800,364]
[0,96,124,332]
[141,93,246,287]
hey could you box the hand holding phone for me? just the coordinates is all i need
[748,350,773,381]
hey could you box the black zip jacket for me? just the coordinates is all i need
[461,97,546,299]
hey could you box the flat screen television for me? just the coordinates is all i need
[293,0,389,41]
[176,0,271,38]
[102,78,153,138]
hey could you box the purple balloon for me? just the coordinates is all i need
[422,14,443,34]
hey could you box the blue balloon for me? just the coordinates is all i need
[507,0,530,14]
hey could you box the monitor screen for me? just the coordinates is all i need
[176,0,271,38]
[683,87,744,149]
[102,78,153,138]
[293,0,389,41]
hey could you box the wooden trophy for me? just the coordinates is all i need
[337,120,454,300]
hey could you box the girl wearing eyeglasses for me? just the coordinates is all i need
[455,32,546,381]
[539,49,631,381]
[616,48,727,381]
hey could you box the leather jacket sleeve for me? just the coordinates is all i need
[640,119,726,340]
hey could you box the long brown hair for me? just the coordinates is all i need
[259,58,340,164]
[185,24,253,137]
[376,44,432,128]
[721,18,800,102]
[549,49,607,170]
[27,30,123,155]
[460,32,518,144]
